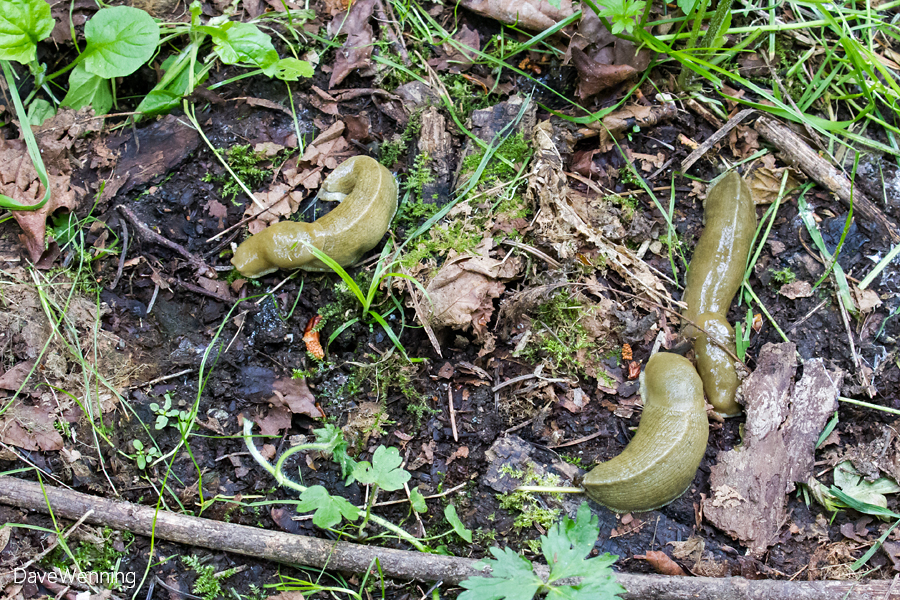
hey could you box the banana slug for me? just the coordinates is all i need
[683,171,756,416]
[583,352,709,513]
[231,156,398,277]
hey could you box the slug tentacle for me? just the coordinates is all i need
[583,353,708,513]
[231,155,398,277]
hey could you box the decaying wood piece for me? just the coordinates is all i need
[416,106,454,204]
[754,114,900,243]
[1,476,899,600]
[703,343,844,554]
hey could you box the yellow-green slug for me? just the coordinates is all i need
[231,156,398,277]
[683,171,756,417]
[583,352,709,513]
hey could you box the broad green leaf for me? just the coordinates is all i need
[409,486,427,513]
[0,0,54,63]
[135,54,208,118]
[677,0,697,14]
[27,97,54,125]
[444,504,473,543]
[61,63,112,116]
[459,503,624,600]
[211,21,278,74]
[352,445,410,491]
[83,6,160,78]
[458,547,543,600]
[273,57,314,81]
[834,461,900,509]
[295,485,359,529]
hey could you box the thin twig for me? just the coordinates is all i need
[681,109,755,172]
[117,205,216,277]
[448,386,458,442]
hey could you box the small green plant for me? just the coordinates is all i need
[182,555,239,600]
[149,393,193,434]
[461,132,531,188]
[295,240,425,362]
[46,527,133,591]
[517,290,599,378]
[459,502,625,600]
[131,439,161,469]
[352,445,412,535]
[592,0,646,35]
[734,308,753,361]
[770,267,797,286]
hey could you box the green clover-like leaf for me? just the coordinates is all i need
[352,445,410,491]
[296,485,359,529]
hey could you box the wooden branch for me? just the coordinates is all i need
[1,477,897,600]
[754,114,900,243]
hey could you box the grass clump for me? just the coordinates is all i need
[46,528,133,590]
[461,132,531,188]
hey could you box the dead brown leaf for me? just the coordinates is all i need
[779,280,813,299]
[423,238,523,343]
[746,155,802,205]
[270,377,323,418]
[1,134,76,262]
[328,0,376,88]
[431,25,481,72]
[257,406,292,436]
[571,46,637,100]
[0,401,64,451]
[0,361,35,391]
[634,551,686,576]
[728,125,760,158]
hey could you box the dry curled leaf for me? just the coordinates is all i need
[634,551,686,576]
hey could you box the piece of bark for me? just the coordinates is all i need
[703,343,843,555]
[2,476,900,599]
[755,114,900,243]
[416,107,453,204]
[99,114,201,202]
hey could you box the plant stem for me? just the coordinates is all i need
[243,420,427,551]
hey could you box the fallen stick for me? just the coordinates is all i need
[754,114,900,244]
[1,476,898,600]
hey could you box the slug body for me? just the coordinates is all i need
[693,313,741,417]
[583,353,709,513]
[231,156,398,277]
[682,172,757,330]
[682,172,756,416]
